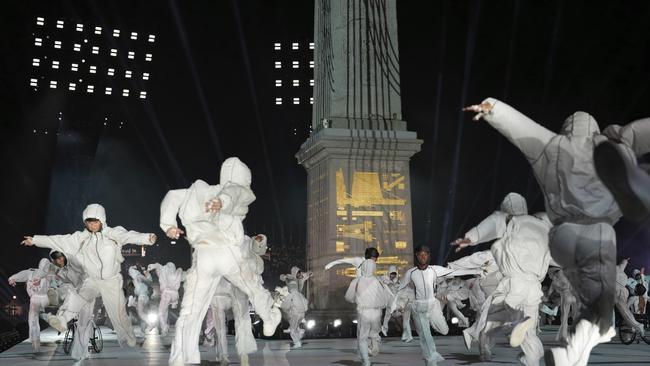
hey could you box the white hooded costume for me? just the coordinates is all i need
[615,259,644,335]
[436,276,470,328]
[280,266,312,348]
[448,249,502,311]
[203,234,268,365]
[9,258,53,352]
[50,252,85,304]
[204,278,256,365]
[147,262,184,336]
[30,203,156,360]
[128,265,153,331]
[160,157,281,365]
[345,259,393,366]
[471,98,626,365]
[547,267,579,343]
[455,193,551,366]
[380,266,413,342]
[398,259,481,366]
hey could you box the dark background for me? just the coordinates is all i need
[1,0,650,306]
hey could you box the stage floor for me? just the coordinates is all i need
[2,326,650,365]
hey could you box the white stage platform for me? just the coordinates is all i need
[2,326,649,365]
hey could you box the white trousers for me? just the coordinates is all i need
[159,289,179,336]
[57,276,134,360]
[481,300,542,366]
[28,294,48,352]
[411,299,447,366]
[357,308,381,366]
[169,244,276,365]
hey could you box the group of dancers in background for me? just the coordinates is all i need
[9,98,650,365]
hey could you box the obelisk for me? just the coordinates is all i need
[297,0,422,309]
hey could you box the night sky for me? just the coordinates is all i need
[2,1,650,305]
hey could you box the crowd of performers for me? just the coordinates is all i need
[8,98,650,365]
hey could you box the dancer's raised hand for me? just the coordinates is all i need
[450,237,472,252]
[463,101,493,121]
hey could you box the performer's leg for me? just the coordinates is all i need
[546,223,617,366]
[169,245,222,365]
[98,276,136,347]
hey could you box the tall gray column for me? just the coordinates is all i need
[297,0,421,310]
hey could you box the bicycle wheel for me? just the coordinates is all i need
[63,324,75,354]
[90,323,103,353]
[619,325,636,345]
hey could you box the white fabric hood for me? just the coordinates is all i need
[358,259,377,278]
[560,111,600,137]
[82,203,107,225]
[220,157,252,187]
[500,192,527,216]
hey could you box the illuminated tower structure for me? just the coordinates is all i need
[296,0,422,309]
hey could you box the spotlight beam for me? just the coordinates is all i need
[231,0,286,244]
[168,0,224,163]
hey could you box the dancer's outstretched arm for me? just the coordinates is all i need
[110,226,157,246]
[464,98,556,163]
[23,232,83,255]
[8,269,33,286]
[324,257,364,271]
[451,211,508,252]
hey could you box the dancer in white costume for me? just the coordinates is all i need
[547,267,579,343]
[8,258,54,352]
[21,203,157,361]
[381,266,414,342]
[147,262,183,336]
[280,266,312,348]
[450,251,504,350]
[160,157,281,365]
[128,265,153,332]
[448,250,502,311]
[204,279,256,365]
[399,246,481,366]
[49,251,85,304]
[464,99,644,365]
[203,234,268,366]
[615,258,645,335]
[345,256,393,366]
[452,193,551,366]
[436,276,470,328]
[627,268,650,314]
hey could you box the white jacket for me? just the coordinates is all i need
[9,258,53,299]
[463,193,552,308]
[32,204,156,280]
[482,98,620,225]
[129,266,153,297]
[345,259,393,310]
[148,262,183,293]
[160,157,256,246]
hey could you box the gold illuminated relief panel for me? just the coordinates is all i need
[333,165,411,270]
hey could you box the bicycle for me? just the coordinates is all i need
[62,318,103,354]
[618,313,650,345]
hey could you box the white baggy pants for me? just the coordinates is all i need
[169,244,277,365]
[411,299,447,366]
[159,289,179,336]
[357,308,381,366]
[58,276,134,360]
